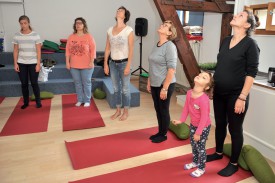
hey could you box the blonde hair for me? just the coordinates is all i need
[164,20,177,40]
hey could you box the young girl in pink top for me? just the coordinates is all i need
[172,72,214,178]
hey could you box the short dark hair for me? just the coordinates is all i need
[18,15,32,31]
[244,10,260,36]
[116,6,130,23]
[73,17,89,34]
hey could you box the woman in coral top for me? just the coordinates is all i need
[66,17,96,107]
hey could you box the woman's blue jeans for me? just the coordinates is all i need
[109,61,131,109]
[70,68,94,103]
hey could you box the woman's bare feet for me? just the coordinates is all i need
[119,109,128,121]
[111,109,121,120]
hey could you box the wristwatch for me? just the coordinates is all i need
[161,88,168,92]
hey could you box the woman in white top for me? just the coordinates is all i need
[13,15,42,109]
[104,6,134,121]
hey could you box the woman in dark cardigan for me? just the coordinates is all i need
[207,10,260,177]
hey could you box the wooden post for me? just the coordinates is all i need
[220,13,233,45]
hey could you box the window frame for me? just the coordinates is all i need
[245,3,275,35]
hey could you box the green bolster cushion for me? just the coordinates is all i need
[43,40,59,51]
[42,45,56,51]
[242,145,275,183]
[30,91,54,101]
[93,88,106,99]
[223,143,249,171]
[169,122,190,140]
[140,72,149,78]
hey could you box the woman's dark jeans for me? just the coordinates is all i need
[18,63,40,105]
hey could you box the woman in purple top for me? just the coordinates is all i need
[173,72,214,178]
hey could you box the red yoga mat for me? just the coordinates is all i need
[0,98,51,136]
[65,127,190,170]
[62,94,105,131]
[69,148,252,183]
[0,97,4,104]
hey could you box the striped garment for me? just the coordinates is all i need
[12,31,42,64]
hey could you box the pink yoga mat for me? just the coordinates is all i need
[62,94,105,131]
[0,98,51,136]
[65,127,190,170]
[0,97,4,104]
[69,148,252,183]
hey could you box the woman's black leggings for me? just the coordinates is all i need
[18,63,40,105]
[151,83,175,136]
[213,93,249,163]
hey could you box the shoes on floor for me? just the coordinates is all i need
[149,133,160,140]
[218,162,238,177]
[84,103,90,107]
[206,152,223,162]
[75,102,82,107]
[36,103,42,108]
[184,162,198,170]
[151,135,167,143]
[21,104,29,109]
[190,168,205,178]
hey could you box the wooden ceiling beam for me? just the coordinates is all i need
[162,0,234,13]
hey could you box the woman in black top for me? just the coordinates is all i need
[207,10,260,177]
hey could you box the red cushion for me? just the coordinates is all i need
[60,39,67,43]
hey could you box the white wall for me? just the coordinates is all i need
[200,12,222,63]
[237,0,275,72]
[250,0,275,72]
[244,85,275,162]
[0,0,162,71]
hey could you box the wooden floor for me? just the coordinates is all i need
[0,78,274,183]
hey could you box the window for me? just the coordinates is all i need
[245,2,275,35]
[177,10,204,26]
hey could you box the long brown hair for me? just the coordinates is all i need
[244,10,260,36]
[204,71,214,100]
[18,15,32,31]
[73,17,88,34]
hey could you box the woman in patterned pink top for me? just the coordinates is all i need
[172,72,214,178]
[66,17,96,107]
